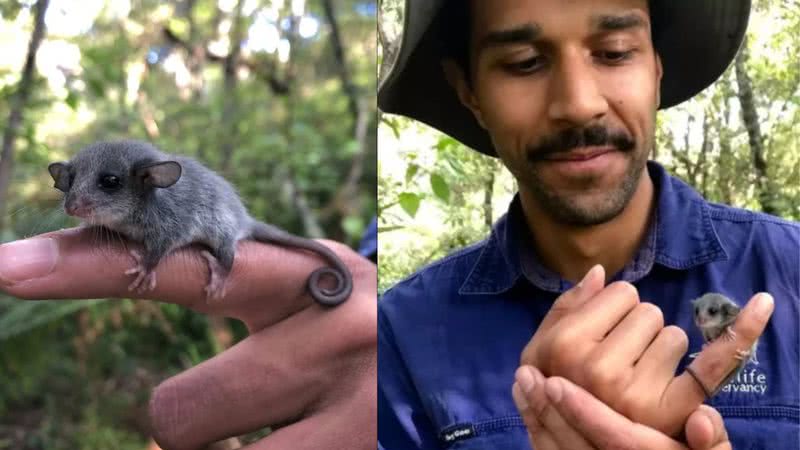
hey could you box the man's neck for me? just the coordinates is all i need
[519,169,655,285]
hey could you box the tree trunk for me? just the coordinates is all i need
[717,74,734,205]
[220,0,245,173]
[698,113,711,198]
[319,0,370,221]
[0,0,49,232]
[734,35,778,215]
[278,9,325,239]
[483,170,494,230]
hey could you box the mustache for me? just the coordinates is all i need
[526,126,636,162]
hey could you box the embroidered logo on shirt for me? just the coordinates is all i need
[719,366,768,395]
[439,424,476,444]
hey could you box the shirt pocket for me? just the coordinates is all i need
[717,406,800,450]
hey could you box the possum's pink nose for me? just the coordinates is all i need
[65,199,94,218]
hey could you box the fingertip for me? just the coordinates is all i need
[686,404,728,448]
[0,237,59,286]
[515,366,536,394]
[577,264,604,288]
[752,292,774,321]
[512,381,530,412]
[544,377,565,404]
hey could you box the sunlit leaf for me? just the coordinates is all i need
[398,192,421,217]
[430,173,450,202]
[405,163,418,183]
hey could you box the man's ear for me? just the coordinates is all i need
[442,59,487,128]
[48,162,71,192]
[654,53,663,108]
[133,161,182,188]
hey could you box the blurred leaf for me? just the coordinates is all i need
[405,163,418,183]
[398,192,421,217]
[168,18,191,40]
[341,214,365,238]
[381,116,402,138]
[430,173,450,202]
[65,90,79,110]
[0,299,103,341]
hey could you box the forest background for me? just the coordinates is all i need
[378,0,800,293]
[0,0,376,448]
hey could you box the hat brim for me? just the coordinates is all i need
[378,0,751,156]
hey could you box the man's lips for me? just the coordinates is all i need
[543,146,617,162]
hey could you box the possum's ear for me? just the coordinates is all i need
[133,161,182,188]
[723,301,740,317]
[48,162,71,192]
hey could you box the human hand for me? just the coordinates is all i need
[519,265,773,436]
[0,227,377,450]
[511,365,731,450]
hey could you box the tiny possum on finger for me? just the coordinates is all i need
[690,293,759,388]
[47,139,352,306]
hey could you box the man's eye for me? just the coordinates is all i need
[98,175,122,190]
[505,56,545,74]
[596,50,634,64]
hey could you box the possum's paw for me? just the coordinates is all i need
[734,348,751,361]
[201,250,228,301]
[125,250,157,293]
[722,326,737,342]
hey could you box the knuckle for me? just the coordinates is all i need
[618,388,647,419]
[520,342,537,366]
[586,358,625,393]
[350,297,378,344]
[638,302,664,328]
[607,281,640,306]
[548,329,583,368]
[662,325,689,352]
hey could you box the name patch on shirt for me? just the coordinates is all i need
[439,424,476,444]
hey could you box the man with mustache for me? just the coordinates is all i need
[378,0,798,449]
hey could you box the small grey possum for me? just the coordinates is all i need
[691,293,759,389]
[47,139,352,306]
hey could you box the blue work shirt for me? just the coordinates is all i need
[378,161,800,449]
[359,216,378,262]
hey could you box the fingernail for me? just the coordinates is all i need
[516,366,536,394]
[755,293,774,320]
[512,382,529,411]
[545,378,564,404]
[0,238,58,283]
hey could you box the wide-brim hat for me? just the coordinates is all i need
[378,0,751,156]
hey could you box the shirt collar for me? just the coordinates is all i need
[459,161,728,296]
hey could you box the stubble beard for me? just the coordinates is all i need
[524,145,650,227]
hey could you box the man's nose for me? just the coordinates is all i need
[547,50,609,126]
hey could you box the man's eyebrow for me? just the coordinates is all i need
[592,12,647,31]
[477,24,541,52]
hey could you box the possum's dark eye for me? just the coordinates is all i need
[694,306,699,316]
[708,307,718,316]
[98,174,122,191]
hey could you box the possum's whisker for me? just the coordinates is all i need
[8,205,31,218]
[23,206,61,239]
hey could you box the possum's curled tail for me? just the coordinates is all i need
[249,220,353,306]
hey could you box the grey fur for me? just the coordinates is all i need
[48,139,352,306]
